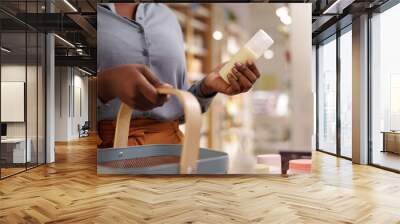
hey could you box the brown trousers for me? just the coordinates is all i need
[97,119,183,148]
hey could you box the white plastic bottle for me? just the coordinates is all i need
[219,29,274,83]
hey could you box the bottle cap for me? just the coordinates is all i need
[245,29,274,58]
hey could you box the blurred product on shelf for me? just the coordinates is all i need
[256,154,282,174]
[169,4,213,149]
[255,163,269,173]
[257,154,281,167]
[288,159,312,174]
[252,91,289,155]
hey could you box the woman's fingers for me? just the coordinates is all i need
[140,64,163,87]
[138,92,164,110]
[247,60,261,78]
[120,96,136,109]
[227,73,241,95]
[232,66,252,92]
[235,62,257,83]
[137,75,166,107]
[138,65,171,106]
[140,65,169,105]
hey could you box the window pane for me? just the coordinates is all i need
[340,29,352,158]
[371,3,400,171]
[318,38,337,154]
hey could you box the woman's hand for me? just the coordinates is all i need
[200,60,261,96]
[98,64,170,111]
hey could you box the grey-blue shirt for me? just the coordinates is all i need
[97,3,214,121]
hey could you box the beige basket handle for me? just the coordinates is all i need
[113,87,202,174]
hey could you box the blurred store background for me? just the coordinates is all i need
[168,3,313,173]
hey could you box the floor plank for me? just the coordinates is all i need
[0,136,399,223]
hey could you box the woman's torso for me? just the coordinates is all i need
[97,3,188,121]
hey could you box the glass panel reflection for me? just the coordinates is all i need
[1,30,28,177]
[318,37,337,154]
[371,4,400,171]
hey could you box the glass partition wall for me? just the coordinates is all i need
[316,27,352,159]
[0,1,46,179]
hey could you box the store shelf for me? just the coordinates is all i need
[185,45,207,57]
[188,73,205,83]
[191,19,207,31]
[169,3,213,148]
[172,9,186,25]
[171,11,207,31]
[193,5,210,18]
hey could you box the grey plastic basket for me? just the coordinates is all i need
[97,88,229,175]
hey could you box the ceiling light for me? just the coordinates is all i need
[276,6,292,25]
[212,31,223,41]
[227,37,239,54]
[54,34,75,48]
[1,47,11,53]
[63,0,78,12]
[78,67,92,76]
[280,15,292,25]
[263,49,274,60]
[276,6,289,18]
[322,0,354,15]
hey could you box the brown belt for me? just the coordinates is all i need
[97,119,183,148]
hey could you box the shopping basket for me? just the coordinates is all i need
[97,87,228,174]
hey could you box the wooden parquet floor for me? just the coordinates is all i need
[1,136,400,224]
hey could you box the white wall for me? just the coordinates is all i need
[54,67,89,141]
[72,73,89,138]
[55,67,69,141]
[1,65,26,139]
[1,64,46,163]
[1,65,37,138]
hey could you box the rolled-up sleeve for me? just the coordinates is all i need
[188,80,216,113]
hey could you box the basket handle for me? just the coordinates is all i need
[113,87,202,174]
